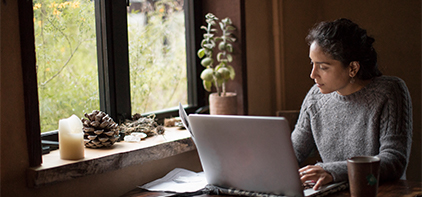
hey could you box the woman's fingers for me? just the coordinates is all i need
[298,165,333,190]
[299,165,312,177]
[314,177,324,190]
[299,165,319,180]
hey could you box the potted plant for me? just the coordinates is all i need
[197,13,237,115]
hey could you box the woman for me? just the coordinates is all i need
[291,18,413,190]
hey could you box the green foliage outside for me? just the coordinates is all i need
[34,0,188,133]
[34,0,99,133]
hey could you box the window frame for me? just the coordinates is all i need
[20,0,205,167]
[96,0,132,123]
[18,0,43,167]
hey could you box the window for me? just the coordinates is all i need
[95,0,205,125]
[95,0,206,123]
[128,0,188,114]
[33,0,199,133]
[21,0,205,166]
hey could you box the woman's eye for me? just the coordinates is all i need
[319,66,328,70]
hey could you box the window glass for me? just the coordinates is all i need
[33,0,99,133]
[128,0,188,114]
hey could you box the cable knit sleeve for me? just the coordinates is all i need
[291,86,318,165]
[376,77,413,181]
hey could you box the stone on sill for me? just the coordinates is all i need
[124,135,141,142]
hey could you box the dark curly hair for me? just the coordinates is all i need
[306,18,382,80]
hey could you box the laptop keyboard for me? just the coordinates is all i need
[303,181,315,190]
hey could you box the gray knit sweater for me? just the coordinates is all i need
[291,75,412,183]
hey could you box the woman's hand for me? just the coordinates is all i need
[299,165,333,190]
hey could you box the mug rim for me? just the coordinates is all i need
[347,156,380,163]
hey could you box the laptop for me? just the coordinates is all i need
[178,104,346,197]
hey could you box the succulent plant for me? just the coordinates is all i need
[197,13,236,96]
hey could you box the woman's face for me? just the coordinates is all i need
[309,42,353,95]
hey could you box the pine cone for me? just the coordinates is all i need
[81,110,119,148]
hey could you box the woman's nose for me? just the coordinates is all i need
[310,66,317,79]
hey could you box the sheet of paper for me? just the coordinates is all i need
[139,168,207,193]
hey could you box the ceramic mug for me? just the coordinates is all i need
[347,156,380,197]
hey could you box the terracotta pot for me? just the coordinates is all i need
[209,92,237,115]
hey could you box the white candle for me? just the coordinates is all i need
[59,115,85,160]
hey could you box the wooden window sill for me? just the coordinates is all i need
[27,127,195,188]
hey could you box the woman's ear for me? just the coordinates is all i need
[349,61,360,77]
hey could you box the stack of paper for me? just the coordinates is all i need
[139,168,207,193]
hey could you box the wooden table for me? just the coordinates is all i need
[122,180,421,197]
